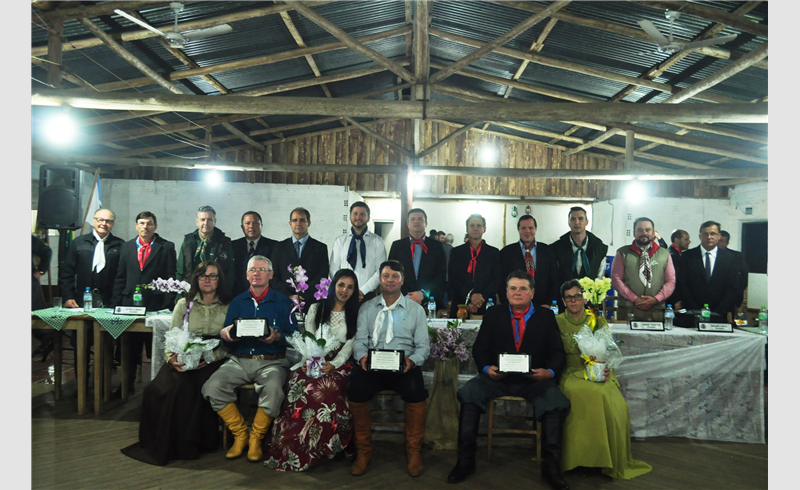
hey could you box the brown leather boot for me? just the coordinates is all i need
[247,408,273,462]
[404,400,427,477]
[349,401,372,476]
[217,403,249,459]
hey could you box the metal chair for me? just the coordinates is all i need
[487,396,541,462]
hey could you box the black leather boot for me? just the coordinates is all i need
[447,403,482,483]
[540,411,570,490]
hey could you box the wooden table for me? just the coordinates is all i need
[31,315,92,415]
[92,318,151,415]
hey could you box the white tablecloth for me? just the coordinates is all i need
[610,324,766,444]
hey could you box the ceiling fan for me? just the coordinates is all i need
[637,10,737,55]
[114,2,233,49]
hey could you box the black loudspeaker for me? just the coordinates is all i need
[37,165,83,230]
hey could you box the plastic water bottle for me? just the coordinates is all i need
[664,304,674,330]
[428,296,437,320]
[133,286,143,307]
[551,300,559,316]
[701,303,711,320]
[758,306,768,334]
[83,287,93,312]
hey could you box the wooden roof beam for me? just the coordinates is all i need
[633,1,768,38]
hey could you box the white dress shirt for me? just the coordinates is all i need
[701,246,718,276]
[329,228,387,294]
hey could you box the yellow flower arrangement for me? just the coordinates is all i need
[578,276,612,307]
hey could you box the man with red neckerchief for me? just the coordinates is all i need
[447,214,501,318]
[610,217,676,322]
[448,270,570,489]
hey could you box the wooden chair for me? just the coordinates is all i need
[487,396,541,462]
[370,390,405,430]
[222,384,255,449]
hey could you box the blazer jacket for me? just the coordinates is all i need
[498,241,559,308]
[677,246,740,317]
[112,234,177,310]
[58,232,125,306]
[387,236,446,309]
[472,303,566,381]
[231,235,277,296]
[447,240,502,317]
[269,236,330,303]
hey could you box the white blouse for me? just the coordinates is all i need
[291,302,355,370]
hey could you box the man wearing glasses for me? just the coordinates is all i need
[59,208,125,309]
[269,207,329,305]
[202,256,295,462]
[676,220,740,318]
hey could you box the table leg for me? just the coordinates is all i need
[121,333,129,402]
[94,324,103,415]
[53,330,62,401]
[76,324,87,415]
[103,335,112,403]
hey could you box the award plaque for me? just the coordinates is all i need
[630,321,665,331]
[368,349,404,372]
[698,322,733,333]
[233,318,271,338]
[498,353,530,373]
[114,306,146,316]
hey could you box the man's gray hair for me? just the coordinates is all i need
[247,255,272,271]
[198,205,216,217]
[445,233,454,244]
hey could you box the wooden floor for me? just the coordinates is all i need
[31,352,768,490]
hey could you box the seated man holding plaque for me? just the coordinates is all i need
[349,260,430,477]
[448,270,571,490]
[201,255,296,463]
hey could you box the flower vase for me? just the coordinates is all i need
[424,357,460,450]
[295,312,306,332]
[307,357,324,379]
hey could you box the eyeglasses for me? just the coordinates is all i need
[247,268,271,274]
[700,232,719,238]
[290,219,309,224]
[94,218,115,224]
[199,274,219,281]
[563,294,584,302]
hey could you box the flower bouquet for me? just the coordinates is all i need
[428,319,472,362]
[578,276,612,314]
[286,329,342,378]
[286,264,331,325]
[164,300,220,370]
[572,312,622,382]
[145,277,191,295]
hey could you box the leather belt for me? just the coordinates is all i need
[232,352,285,361]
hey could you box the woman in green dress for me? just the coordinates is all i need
[555,279,651,480]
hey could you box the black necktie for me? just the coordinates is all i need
[294,240,301,259]
[248,241,255,257]
[348,229,367,269]
[704,252,711,282]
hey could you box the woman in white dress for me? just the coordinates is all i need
[265,269,359,471]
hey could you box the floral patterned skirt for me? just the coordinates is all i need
[264,361,353,471]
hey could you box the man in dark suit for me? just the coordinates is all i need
[677,221,740,318]
[499,214,558,309]
[387,208,446,311]
[60,208,125,309]
[269,207,329,305]
[718,230,749,315]
[448,214,501,318]
[112,211,177,394]
[231,211,277,296]
[447,271,570,489]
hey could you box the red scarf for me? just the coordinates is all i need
[630,239,660,258]
[250,286,270,304]
[410,237,428,259]
[137,237,152,270]
[511,304,531,352]
[670,243,682,256]
[467,241,482,280]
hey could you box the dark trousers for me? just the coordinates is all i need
[347,364,428,403]
[457,372,570,420]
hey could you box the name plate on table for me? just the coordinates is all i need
[369,349,404,372]
[233,318,270,338]
[498,353,530,373]
[630,321,664,331]
[699,322,733,333]
[114,306,146,316]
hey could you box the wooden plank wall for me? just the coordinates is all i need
[114,120,728,199]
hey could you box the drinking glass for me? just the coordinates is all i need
[53,297,62,311]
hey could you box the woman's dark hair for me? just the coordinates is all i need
[559,279,584,298]
[186,260,233,305]
[311,269,360,339]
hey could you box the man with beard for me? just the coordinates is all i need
[610,217,676,322]
[329,201,386,301]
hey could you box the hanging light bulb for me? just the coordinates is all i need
[479,145,496,165]
[42,109,78,146]
[626,180,646,204]
[205,169,223,187]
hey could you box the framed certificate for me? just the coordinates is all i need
[233,318,270,338]
[498,353,530,373]
[630,321,665,331]
[368,349,404,372]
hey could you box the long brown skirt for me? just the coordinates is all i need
[121,360,222,466]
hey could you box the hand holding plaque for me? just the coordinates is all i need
[368,349,404,372]
[233,318,272,339]
[498,353,530,373]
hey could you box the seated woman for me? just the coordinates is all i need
[555,279,652,480]
[265,269,359,471]
[121,261,233,465]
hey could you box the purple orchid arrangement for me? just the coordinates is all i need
[146,277,191,295]
[428,319,472,362]
[315,278,332,301]
[286,266,332,321]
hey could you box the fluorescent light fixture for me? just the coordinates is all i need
[43,111,78,146]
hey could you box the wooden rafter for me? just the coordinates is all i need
[632,1,768,38]
[503,17,558,100]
